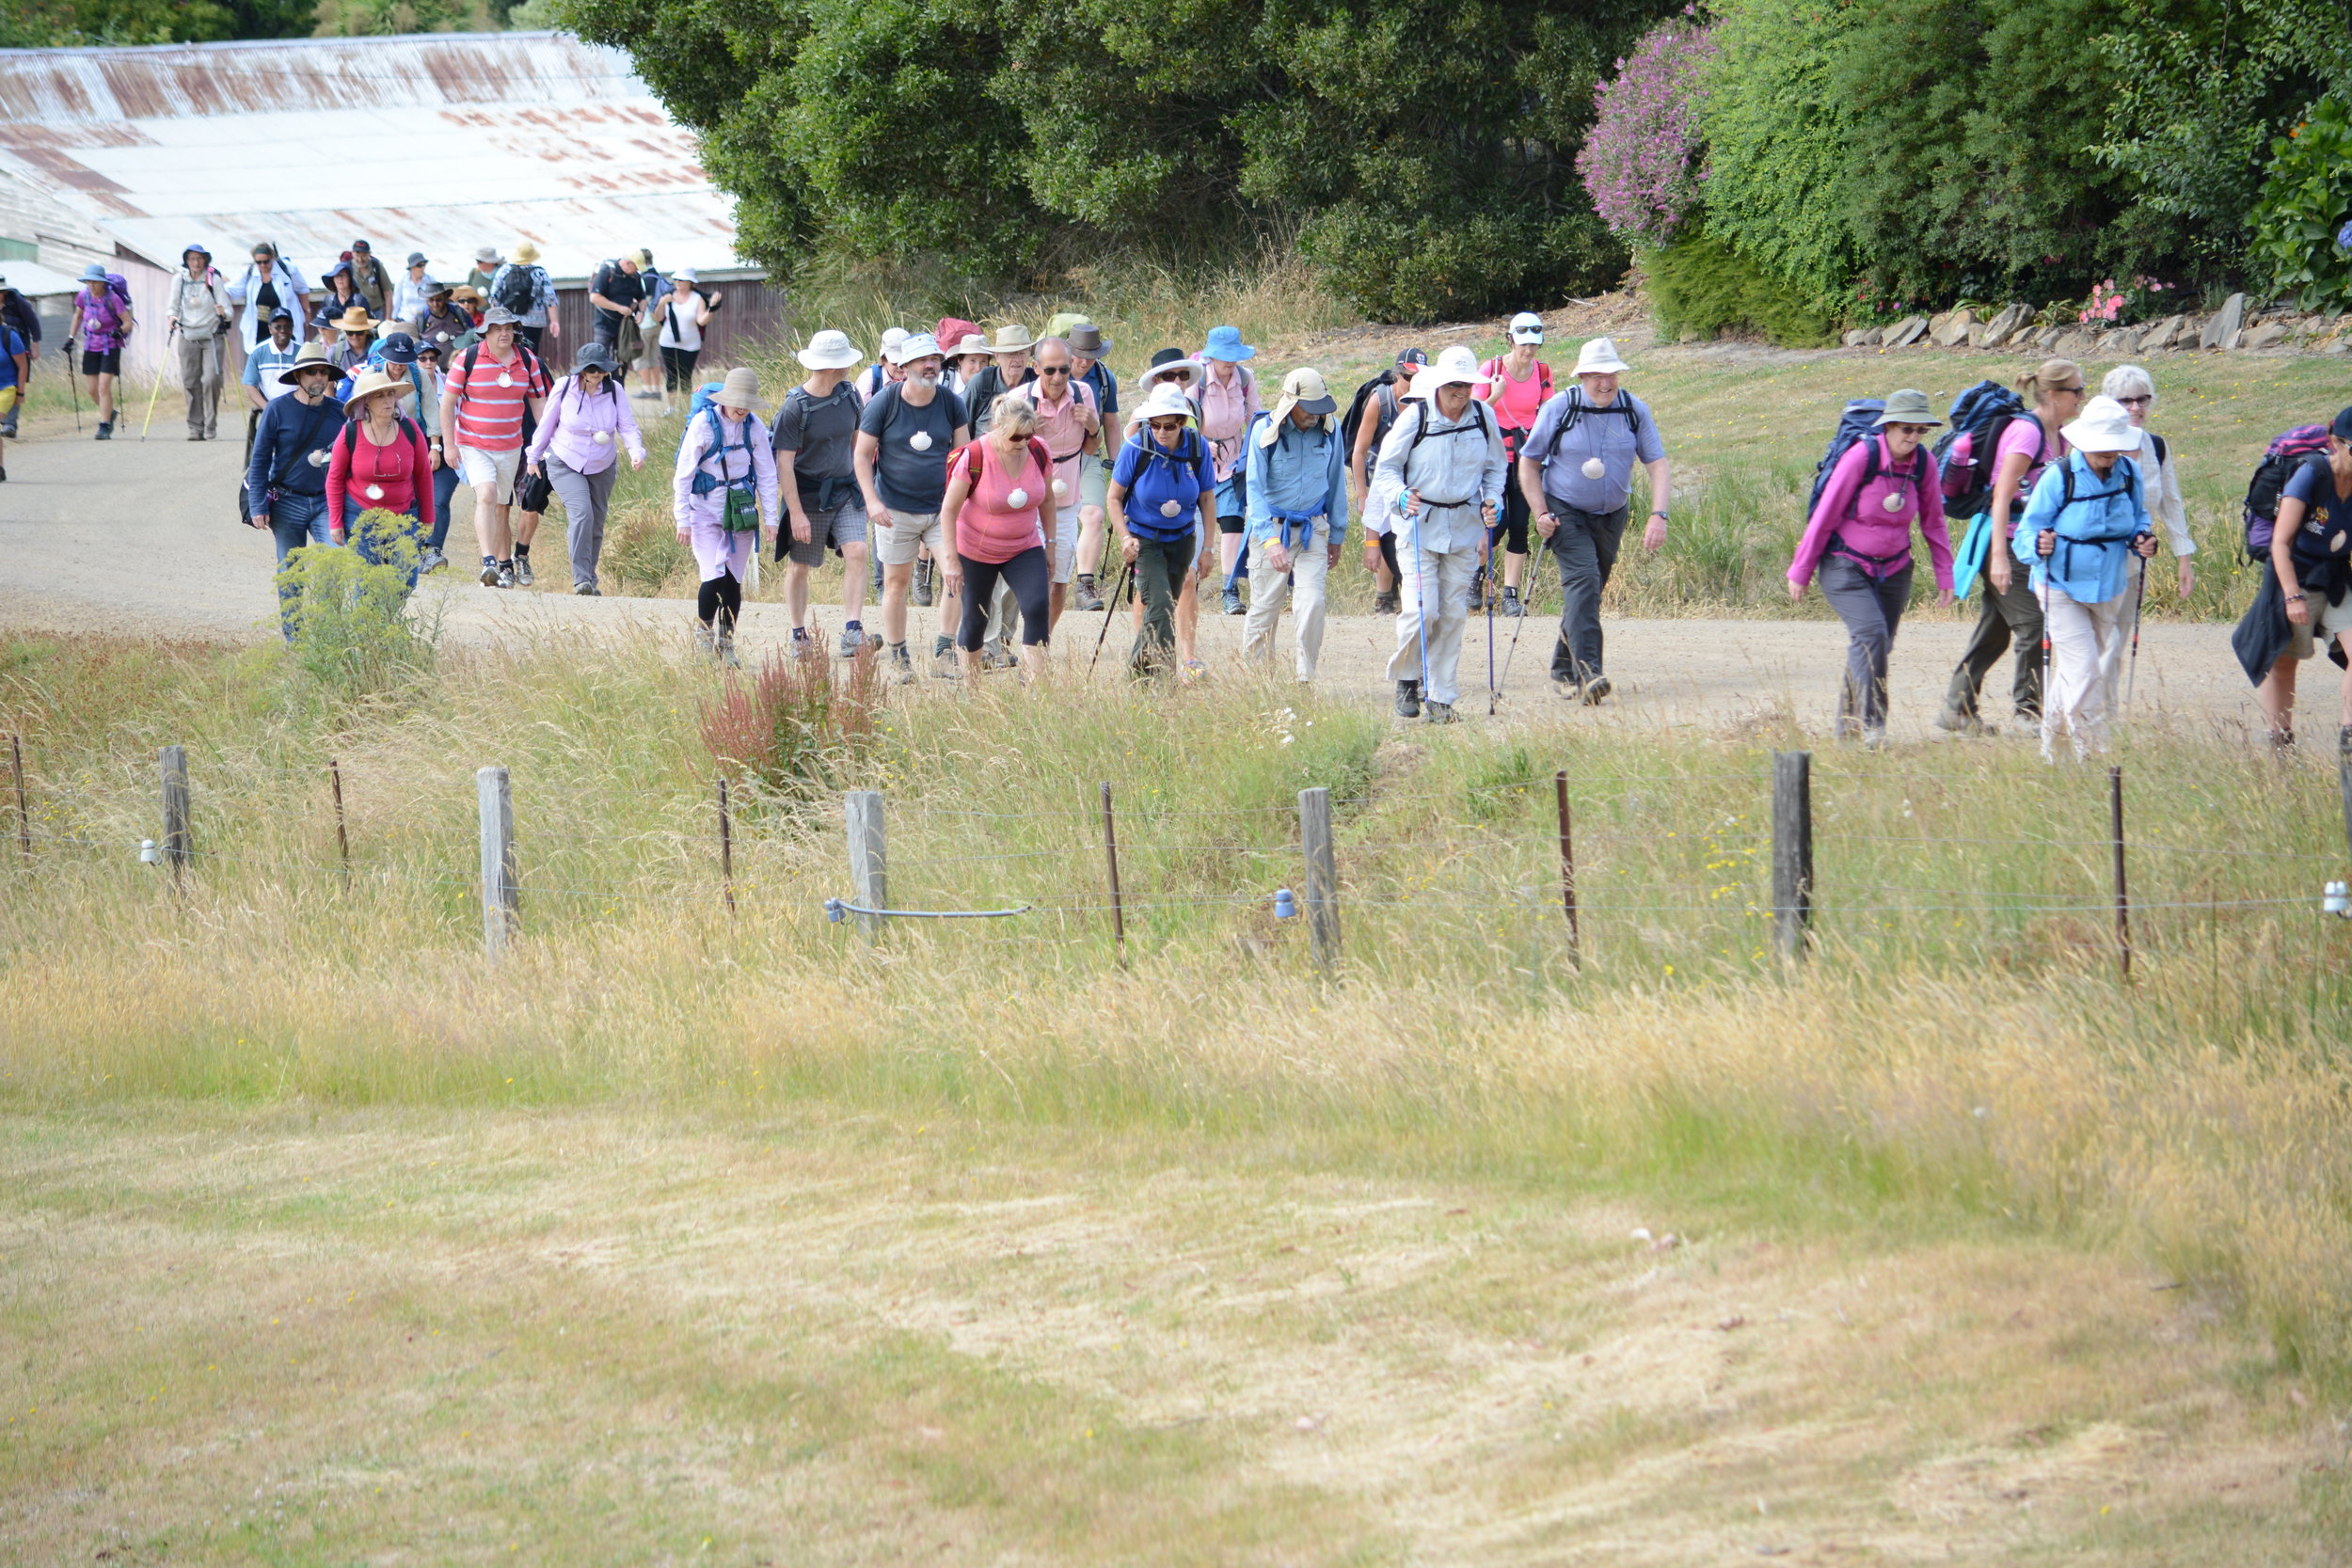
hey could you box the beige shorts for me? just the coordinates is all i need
[456,443,521,496]
[1079,453,1108,513]
[2287,590,2352,658]
[874,508,945,567]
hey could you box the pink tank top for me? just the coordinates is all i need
[953,435,1052,564]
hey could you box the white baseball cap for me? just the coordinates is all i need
[890,331,942,365]
[1509,311,1544,345]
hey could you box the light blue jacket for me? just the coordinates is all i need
[2012,451,2152,605]
[1243,412,1349,551]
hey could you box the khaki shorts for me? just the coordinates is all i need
[874,508,945,567]
[1050,522,1075,584]
[456,443,521,496]
[2287,590,2352,658]
[1079,452,1108,514]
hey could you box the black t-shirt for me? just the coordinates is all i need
[591,261,647,317]
[858,382,969,514]
[961,363,1035,435]
[2280,458,2352,580]
[773,381,864,492]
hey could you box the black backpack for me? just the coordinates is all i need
[1930,379,2031,520]
[1535,387,1642,465]
[492,263,540,317]
[1339,370,1394,458]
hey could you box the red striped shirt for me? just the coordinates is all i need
[446,343,548,452]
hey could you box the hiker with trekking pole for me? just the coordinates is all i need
[2010,395,2156,763]
[1239,367,1350,685]
[2233,406,2352,753]
[1517,337,1670,706]
[2098,365,2194,716]
[69,264,134,441]
[1935,359,2083,735]
[1376,346,1507,724]
[1345,348,1426,616]
[167,244,232,442]
[1107,382,1216,680]
[1786,389,1955,746]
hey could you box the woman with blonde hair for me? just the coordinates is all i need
[1938,357,2085,734]
[939,392,1059,677]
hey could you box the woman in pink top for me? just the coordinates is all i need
[1475,312,1554,613]
[1940,357,2084,733]
[326,368,436,588]
[1788,388,1955,742]
[939,394,1060,680]
[527,341,647,594]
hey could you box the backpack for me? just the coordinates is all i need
[1339,370,1395,458]
[81,276,132,344]
[491,263,540,317]
[334,414,423,468]
[1808,400,1887,518]
[1931,380,2031,519]
[686,380,726,424]
[2243,424,2331,561]
[1394,397,1495,469]
[1534,387,1642,467]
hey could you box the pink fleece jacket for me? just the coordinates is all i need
[1788,433,1955,591]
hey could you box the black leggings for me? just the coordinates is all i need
[662,346,701,392]
[1486,473,1531,555]
[957,546,1050,651]
[697,569,742,630]
[1377,530,1400,585]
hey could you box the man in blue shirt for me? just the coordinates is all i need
[1241,368,1350,683]
[246,342,346,635]
[240,309,301,456]
[0,315,26,481]
[1108,383,1217,679]
[1516,337,1673,705]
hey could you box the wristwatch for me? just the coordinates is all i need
[1650,509,1669,519]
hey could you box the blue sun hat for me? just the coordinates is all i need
[78,262,108,283]
[1200,325,1256,363]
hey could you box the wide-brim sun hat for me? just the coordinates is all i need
[573,341,621,375]
[717,366,762,410]
[1200,325,1256,363]
[1263,367,1338,443]
[986,325,1035,354]
[1128,382,1196,430]
[277,343,335,385]
[183,242,213,262]
[891,332,943,366]
[482,304,521,326]
[406,251,427,268]
[1140,349,1200,390]
[1509,311,1545,344]
[1874,388,1943,427]
[949,333,990,358]
[1572,337,1629,376]
[2061,395,2140,454]
[78,263,108,283]
[474,245,501,264]
[344,368,405,410]
[334,307,380,333]
[1418,345,1490,395]
[677,266,699,283]
[798,328,864,371]
[452,286,485,305]
[512,242,540,264]
[1067,322,1112,359]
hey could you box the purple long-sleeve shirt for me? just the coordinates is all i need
[527,374,646,475]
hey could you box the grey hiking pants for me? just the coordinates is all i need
[1819,555,1911,733]
[1943,567,2044,722]
[1545,500,1628,685]
[547,455,617,592]
[179,333,224,438]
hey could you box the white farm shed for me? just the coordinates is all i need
[0,31,753,383]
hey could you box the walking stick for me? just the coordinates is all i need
[139,322,177,440]
[1088,555,1133,676]
[1485,530,1498,715]
[2124,551,2148,712]
[62,343,81,433]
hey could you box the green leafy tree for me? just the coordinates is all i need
[0,0,310,44]
[2249,94,2352,309]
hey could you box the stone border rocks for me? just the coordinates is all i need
[1850,291,2348,357]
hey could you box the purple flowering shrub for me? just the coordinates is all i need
[1577,14,1721,248]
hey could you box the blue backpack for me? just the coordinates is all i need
[1807,400,1885,516]
[1931,379,2032,520]
[685,381,725,424]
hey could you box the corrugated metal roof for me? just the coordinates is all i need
[0,32,744,283]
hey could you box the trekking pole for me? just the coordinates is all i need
[2124,553,2149,712]
[62,343,81,433]
[139,322,176,441]
[1484,530,1498,716]
[1088,556,1133,677]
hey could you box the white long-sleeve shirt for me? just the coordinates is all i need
[2133,427,2193,558]
[1370,398,1507,555]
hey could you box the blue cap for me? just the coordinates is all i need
[78,262,108,283]
[378,332,417,366]
[2334,406,2352,443]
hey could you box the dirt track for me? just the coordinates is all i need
[0,409,2269,743]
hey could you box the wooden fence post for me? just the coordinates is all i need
[2339,735,2352,879]
[1772,750,1813,960]
[717,777,737,917]
[9,734,27,860]
[158,744,190,889]
[1100,781,1125,964]
[2109,765,2131,980]
[845,788,886,942]
[1554,768,1581,969]
[478,766,517,958]
[328,758,350,890]
[1299,786,1340,974]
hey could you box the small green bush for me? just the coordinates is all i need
[275,509,433,695]
[1645,226,1834,347]
[2251,94,2352,310]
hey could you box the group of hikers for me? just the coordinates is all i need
[24,236,2322,755]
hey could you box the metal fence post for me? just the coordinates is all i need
[1772,750,1813,960]
[717,777,737,917]
[158,744,190,889]
[1299,786,1340,974]
[328,758,351,890]
[845,788,886,942]
[478,766,517,958]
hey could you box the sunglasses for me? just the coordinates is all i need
[1889,423,1933,435]
[2116,395,2152,407]
[1036,366,1071,377]
[1148,418,1185,431]
[2056,384,2087,395]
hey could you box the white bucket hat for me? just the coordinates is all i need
[1125,381,1196,430]
[797,328,864,371]
[949,333,990,358]
[879,326,909,355]
[2061,394,2140,454]
[891,331,943,365]
[1509,311,1545,345]
[1572,337,1629,376]
[1416,345,1489,395]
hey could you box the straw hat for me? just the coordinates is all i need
[2060,395,2139,454]
[798,329,863,371]
[332,305,380,334]
[985,324,1035,355]
[343,368,406,412]
[1262,367,1337,444]
[512,242,541,264]
[716,366,762,410]
[1571,337,1629,376]
[276,342,335,386]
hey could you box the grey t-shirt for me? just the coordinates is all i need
[1522,388,1664,515]
[774,381,863,494]
[858,382,969,514]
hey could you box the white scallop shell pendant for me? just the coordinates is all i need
[498,373,514,388]
[363,483,384,500]
[1006,487,1031,509]
[1580,456,1606,480]
[1051,478,1068,499]
[308,449,329,467]
[1882,492,1905,513]
[908,430,932,451]
[594,430,612,445]
[1160,499,1182,518]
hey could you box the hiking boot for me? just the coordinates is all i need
[514,554,534,586]
[1933,708,1988,736]
[420,548,447,574]
[1222,586,1244,615]
[479,557,501,587]
[1552,675,1581,702]
[838,623,869,658]
[1073,573,1104,612]
[791,629,814,659]
[575,582,601,595]
[1580,674,1612,706]
[1862,725,1888,752]
[933,636,961,678]
[1423,701,1459,724]
[1500,586,1525,618]
[1394,679,1422,720]
[1373,587,1401,615]
[1468,578,1485,612]
[913,558,934,607]
[717,631,741,668]
[693,623,717,659]
[889,642,917,684]
[982,640,1015,671]
[95,420,112,441]
[496,562,517,590]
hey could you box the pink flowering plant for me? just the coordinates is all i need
[2077,275,2175,325]
[1578,13,1722,248]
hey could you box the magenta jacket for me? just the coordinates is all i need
[526,374,646,476]
[1788,433,1955,591]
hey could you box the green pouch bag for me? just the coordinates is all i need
[722,483,760,534]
